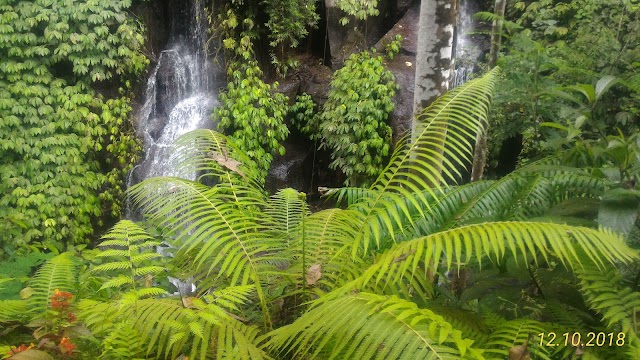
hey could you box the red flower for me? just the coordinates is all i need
[58,337,76,356]
[51,289,73,310]
[66,311,76,323]
[6,343,34,356]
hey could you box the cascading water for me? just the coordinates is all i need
[129,0,221,188]
[126,0,223,293]
[453,0,482,88]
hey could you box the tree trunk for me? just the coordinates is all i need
[411,0,457,128]
[470,0,506,181]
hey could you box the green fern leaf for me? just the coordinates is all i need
[0,299,28,322]
[268,292,484,359]
[483,319,551,360]
[577,262,640,328]
[129,177,281,325]
[351,68,499,254]
[27,253,77,312]
[93,220,166,295]
[331,222,636,299]
[264,188,308,244]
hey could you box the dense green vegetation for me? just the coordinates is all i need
[1,0,640,359]
[0,0,147,256]
[485,0,640,172]
[213,32,289,181]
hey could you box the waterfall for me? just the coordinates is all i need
[129,0,221,187]
[125,0,224,293]
[453,0,481,88]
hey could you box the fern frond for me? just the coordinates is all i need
[93,261,135,272]
[324,186,381,207]
[412,164,607,238]
[117,298,270,360]
[77,299,120,337]
[352,68,499,254]
[100,275,135,290]
[172,129,263,186]
[129,177,281,325]
[426,306,491,345]
[483,319,551,360]
[275,208,370,296]
[625,332,640,360]
[331,222,636,299]
[27,253,77,312]
[93,220,165,296]
[264,188,308,245]
[576,261,640,327]
[267,292,484,359]
[202,285,255,313]
[0,300,28,322]
[100,321,146,360]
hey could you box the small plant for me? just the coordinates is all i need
[290,93,320,137]
[4,289,79,359]
[209,0,317,77]
[385,34,403,59]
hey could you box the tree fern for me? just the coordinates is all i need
[129,176,279,325]
[268,292,484,359]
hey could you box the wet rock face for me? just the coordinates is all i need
[374,4,420,146]
[324,0,396,67]
[265,143,314,193]
[276,77,301,105]
[298,57,333,106]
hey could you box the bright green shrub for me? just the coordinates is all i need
[318,49,397,186]
[0,0,147,256]
[213,35,289,181]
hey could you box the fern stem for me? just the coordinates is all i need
[301,192,307,289]
[633,267,640,291]
[527,262,545,300]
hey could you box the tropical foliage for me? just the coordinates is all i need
[209,0,318,76]
[213,36,289,181]
[335,0,381,25]
[482,0,640,174]
[0,0,147,256]
[2,68,640,359]
[298,48,398,186]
